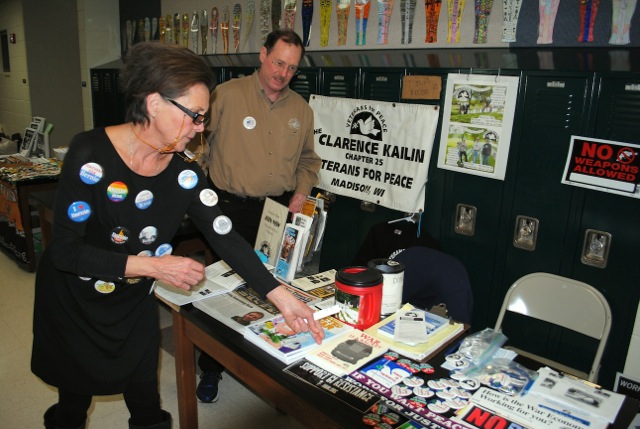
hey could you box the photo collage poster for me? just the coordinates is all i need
[437,73,520,180]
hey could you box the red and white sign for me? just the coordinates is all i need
[562,136,640,199]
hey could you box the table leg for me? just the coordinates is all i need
[172,309,199,429]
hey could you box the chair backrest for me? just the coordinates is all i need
[393,246,473,324]
[494,272,611,382]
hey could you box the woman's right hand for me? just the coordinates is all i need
[127,254,205,291]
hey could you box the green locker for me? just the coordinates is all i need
[289,69,319,101]
[570,74,640,387]
[489,73,597,381]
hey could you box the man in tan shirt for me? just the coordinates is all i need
[204,29,320,246]
[196,29,321,403]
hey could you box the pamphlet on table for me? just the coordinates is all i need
[365,304,466,361]
[305,329,388,376]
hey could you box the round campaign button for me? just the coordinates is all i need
[243,116,257,130]
[445,397,469,410]
[138,250,153,257]
[135,190,154,209]
[94,280,116,294]
[436,389,456,400]
[391,385,412,397]
[402,377,424,387]
[427,380,447,390]
[107,181,128,202]
[79,162,103,185]
[110,227,130,244]
[139,226,158,245]
[412,386,434,398]
[68,201,91,222]
[200,189,219,207]
[213,215,232,235]
[362,413,381,426]
[427,399,450,414]
[458,378,481,391]
[178,170,198,189]
[408,396,428,408]
[155,243,173,256]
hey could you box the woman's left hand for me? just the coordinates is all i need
[266,285,325,344]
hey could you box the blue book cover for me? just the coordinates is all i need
[378,306,449,344]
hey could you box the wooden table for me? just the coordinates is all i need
[171,303,364,429]
[169,303,640,429]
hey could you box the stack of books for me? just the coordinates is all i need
[364,303,466,361]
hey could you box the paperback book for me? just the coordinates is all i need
[305,330,388,376]
[365,305,466,361]
[244,315,354,364]
[254,198,288,266]
[274,223,306,282]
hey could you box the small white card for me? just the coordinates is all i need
[394,309,429,344]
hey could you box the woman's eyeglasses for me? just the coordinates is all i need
[165,98,210,125]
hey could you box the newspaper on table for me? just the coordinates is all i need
[154,260,274,306]
[193,284,281,334]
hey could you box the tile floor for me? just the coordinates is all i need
[0,250,306,429]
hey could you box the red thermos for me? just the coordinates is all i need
[334,266,383,330]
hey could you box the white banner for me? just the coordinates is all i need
[310,95,439,213]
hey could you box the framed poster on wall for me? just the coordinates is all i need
[436,73,520,181]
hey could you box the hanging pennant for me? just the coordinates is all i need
[377,0,394,45]
[424,0,441,43]
[355,0,371,45]
[210,8,219,53]
[284,0,298,29]
[221,6,230,54]
[233,4,242,53]
[336,0,351,46]
[301,0,314,46]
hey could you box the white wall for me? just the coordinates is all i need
[77,0,121,131]
[0,0,30,138]
[624,305,640,378]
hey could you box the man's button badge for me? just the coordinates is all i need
[243,116,257,130]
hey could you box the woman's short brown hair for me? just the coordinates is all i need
[122,42,216,125]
